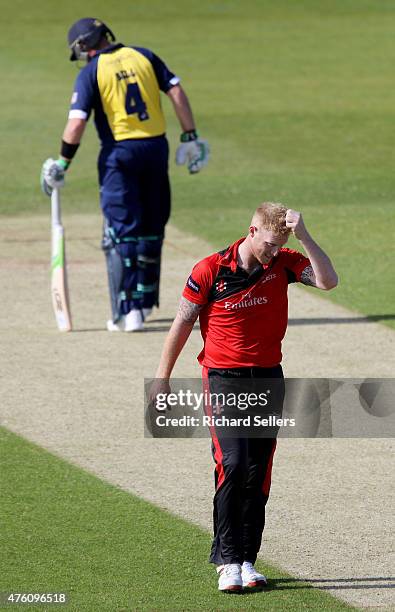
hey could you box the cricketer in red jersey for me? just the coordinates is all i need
[152,202,338,593]
[183,238,310,369]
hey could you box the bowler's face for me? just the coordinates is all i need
[250,226,288,265]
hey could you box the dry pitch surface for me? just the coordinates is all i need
[0,215,394,609]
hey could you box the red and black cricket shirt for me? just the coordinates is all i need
[182,237,310,368]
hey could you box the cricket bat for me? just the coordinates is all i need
[51,187,72,331]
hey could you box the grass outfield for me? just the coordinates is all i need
[2,0,394,326]
[0,428,355,612]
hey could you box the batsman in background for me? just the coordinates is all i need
[41,17,209,332]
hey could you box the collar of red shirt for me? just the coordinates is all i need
[218,237,246,272]
[219,236,276,274]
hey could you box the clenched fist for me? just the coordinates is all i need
[285,209,308,240]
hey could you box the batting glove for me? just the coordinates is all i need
[176,131,210,174]
[40,158,69,196]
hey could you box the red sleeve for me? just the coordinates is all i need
[182,255,217,305]
[281,248,311,282]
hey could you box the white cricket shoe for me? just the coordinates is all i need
[106,309,144,332]
[106,318,123,332]
[217,563,242,592]
[241,561,268,589]
[124,309,144,331]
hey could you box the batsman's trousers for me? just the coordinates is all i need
[98,136,170,313]
[203,365,284,566]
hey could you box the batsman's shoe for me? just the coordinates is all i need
[241,562,268,589]
[107,309,144,332]
[217,564,242,593]
[107,318,124,332]
[124,309,144,331]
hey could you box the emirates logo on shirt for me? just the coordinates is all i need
[215,280,227,293]
[224,296,268,310]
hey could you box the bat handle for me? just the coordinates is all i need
[51,188,62,227]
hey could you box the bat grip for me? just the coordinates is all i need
[51,188,62,227]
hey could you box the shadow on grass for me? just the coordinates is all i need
[71,320,199,333]
[288,314,395,326]
[266,576,395,591]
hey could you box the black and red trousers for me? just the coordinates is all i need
[202,364,284,565]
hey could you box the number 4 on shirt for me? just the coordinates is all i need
[125,83,149,121]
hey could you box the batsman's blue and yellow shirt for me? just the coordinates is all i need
[69,44,179,144]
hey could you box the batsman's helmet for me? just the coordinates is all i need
[68,17,116,61]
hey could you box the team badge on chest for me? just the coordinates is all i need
[215,279,227,293]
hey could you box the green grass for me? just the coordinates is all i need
[0,428,354,611]
[1,0,394,325]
